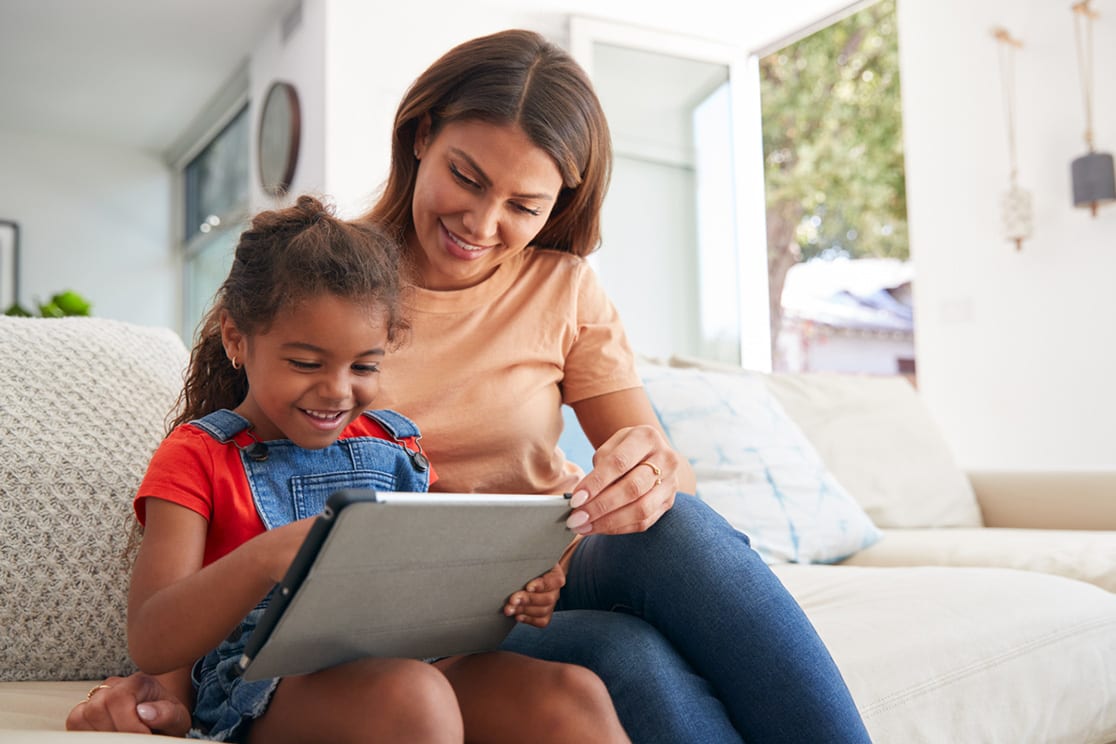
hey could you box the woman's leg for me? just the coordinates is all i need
[436,650,629,743]
[559,493,871,744]
[247,657,462,744]
[502,610,742,744]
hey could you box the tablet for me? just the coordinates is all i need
[237,489,573,681]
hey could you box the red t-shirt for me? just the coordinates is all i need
[134,414,433,566]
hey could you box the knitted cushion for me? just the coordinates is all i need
[0,317,187,681]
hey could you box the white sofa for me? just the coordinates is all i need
[1,316,1115,743]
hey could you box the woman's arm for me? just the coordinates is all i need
[568,386,696,535]
[66,668,194,736]
[127,499,312,673]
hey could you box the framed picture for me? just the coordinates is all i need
[0,220,20,312]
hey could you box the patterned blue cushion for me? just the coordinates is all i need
[639,362,881,564]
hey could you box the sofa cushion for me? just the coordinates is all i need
[0,680,165,738]
[638,361,881,564]
[774,564,1116,743]
[0,317,188,682]
[840,527,1116,592]
[761,372,982,528]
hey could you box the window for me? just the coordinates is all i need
[180,103,250,340]
[759,0,913,377]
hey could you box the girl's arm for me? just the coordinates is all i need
[569,386,697,535]
[127,498,312,673]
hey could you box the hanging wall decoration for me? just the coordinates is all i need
[993,27,1032,250]
[1070,0,1115,216]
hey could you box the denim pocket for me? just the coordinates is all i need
[289,469,398,520]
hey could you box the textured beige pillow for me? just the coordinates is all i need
[763,372,982,528]
[0,317,187,681]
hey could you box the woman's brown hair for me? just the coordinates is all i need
[364,29,612,256]
[171,195,409,430]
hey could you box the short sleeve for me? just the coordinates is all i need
[561,261,642,404]
[133,425,216,525]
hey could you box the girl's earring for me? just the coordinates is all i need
[413,148,420,160]
[230,356,241,371]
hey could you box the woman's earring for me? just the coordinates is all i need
[230,356,241,371]
[413,148,420,160]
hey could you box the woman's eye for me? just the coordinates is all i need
[449,163,480,189]
[353,363,381,375]
[513,203,543,217]
[289,360,320,370]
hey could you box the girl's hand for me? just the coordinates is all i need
[257,517,317,582]
[503,564,565,627]
[566,424,684,536]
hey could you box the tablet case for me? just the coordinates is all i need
[238,489,573,680]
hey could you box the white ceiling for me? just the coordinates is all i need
[0,0,287,156]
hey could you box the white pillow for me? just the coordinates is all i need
[0,317,188,681]
[639,361,881,564]
[762,373,982,528]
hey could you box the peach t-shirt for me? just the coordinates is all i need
[378,248,640,495]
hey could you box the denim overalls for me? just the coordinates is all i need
[187,408,431,741]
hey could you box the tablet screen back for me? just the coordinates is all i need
[239,489,572,680]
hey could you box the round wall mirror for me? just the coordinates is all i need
[257,81,301,196]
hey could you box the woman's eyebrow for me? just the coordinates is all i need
[449,147,555,202]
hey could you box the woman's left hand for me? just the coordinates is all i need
[503,564,565,627]
[565,423,684,536]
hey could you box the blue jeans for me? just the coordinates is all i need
[502,493,870,744]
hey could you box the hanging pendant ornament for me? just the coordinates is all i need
[993,27,1032,249]
[1070,0,1116,217]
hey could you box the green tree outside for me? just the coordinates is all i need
[760,0,909,351]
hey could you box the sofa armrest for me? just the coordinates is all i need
[967,471,1116,530]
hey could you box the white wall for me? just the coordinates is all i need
[319,1,561,217]
[248,0,328,212]
[898,0,1116,468]
[0,127,175,328]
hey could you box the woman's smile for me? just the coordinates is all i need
[441,220,496,259]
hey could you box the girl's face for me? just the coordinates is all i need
[409,119,564,291]
[222,294,388,448]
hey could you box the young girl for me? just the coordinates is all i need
[125,194,629,743]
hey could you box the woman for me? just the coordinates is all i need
[69,29,870,743]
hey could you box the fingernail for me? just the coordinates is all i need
[137,704,156,721]
[573,522,594,535]
[527,582,539,592]
[570,490,589,509]
[566,510,589,529]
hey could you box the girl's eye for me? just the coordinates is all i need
[353,363,381,375]
[449,163,480,189]
[289,360,320,370]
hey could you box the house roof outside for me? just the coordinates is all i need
[780,257,914,337]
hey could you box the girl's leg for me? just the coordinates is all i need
[559,493,872,744]
[502,610,742,744]
[435,650,629,744]
[247,657,462,744]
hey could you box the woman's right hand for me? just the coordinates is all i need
[66,672,191,736]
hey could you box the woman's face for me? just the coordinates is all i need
[409,119,564,291]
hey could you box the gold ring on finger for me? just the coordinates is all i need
[638,460,663,487]
[86,683,112,701]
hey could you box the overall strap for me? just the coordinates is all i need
[190,409,253,443]
[362,409,422,439]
